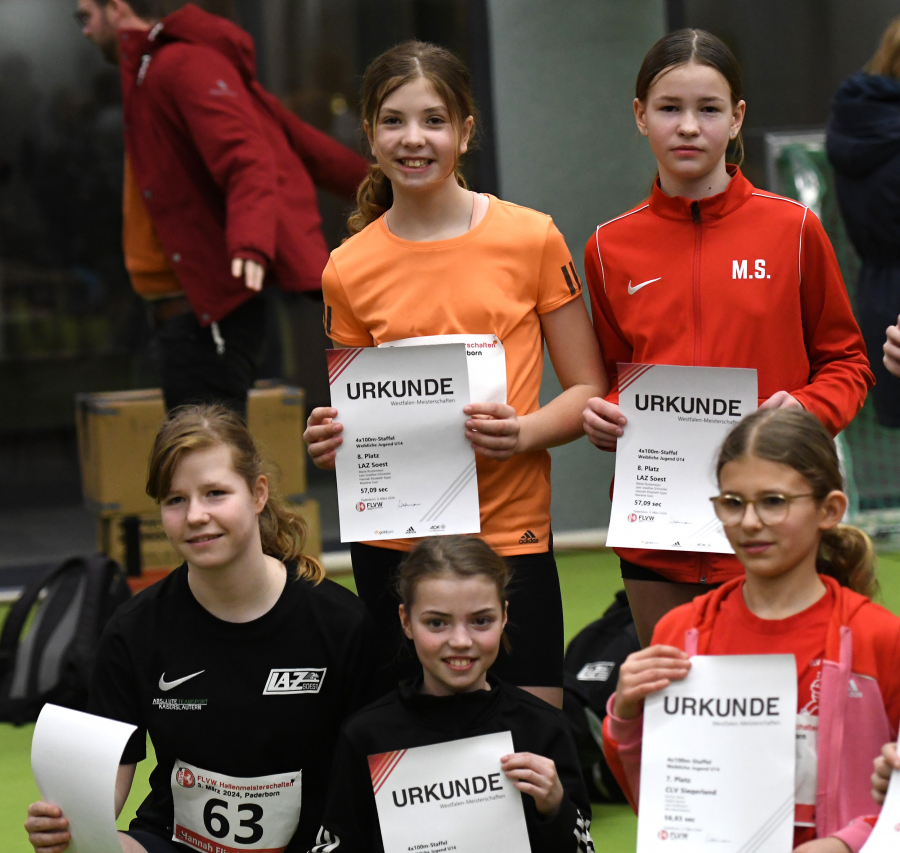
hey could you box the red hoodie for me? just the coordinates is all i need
[584,168,874,583]
[117,4,368,325]
[602,576,900,852]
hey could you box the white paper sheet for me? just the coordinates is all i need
[329,344,480,542]
[31,703,137,853]
[606,363,758,553]
[371,731,530,853]
[379,334,508,404]
[637,655,796,853]
[861,768,900,852]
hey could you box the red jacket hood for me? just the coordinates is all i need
[684,574,871,661]
[119,3,258,84]
[158,4,256,82]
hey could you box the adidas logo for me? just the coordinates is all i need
[672,541,682,547]
[519,530,538,544]
[405,526,416,535]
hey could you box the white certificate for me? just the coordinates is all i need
[31,704,138,853]
[861,768,900,851]
[637,655,797,853]
[329,344,480,542]
[606,363,758,553]
[379,334,508,404]
[370,732,531,853]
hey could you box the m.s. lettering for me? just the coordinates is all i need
[346,378,454,399]
[391,773,504,807]
[635,395,742,416]
[663,696,781,717]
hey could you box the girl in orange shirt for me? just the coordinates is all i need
[602,409,900,853]
[303,41,606,708]
[581,30,872,645]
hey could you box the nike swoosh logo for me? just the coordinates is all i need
[159,670,205,692]
[627,277,661,295]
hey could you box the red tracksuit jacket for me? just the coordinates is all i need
[117,3,368,325]
[584,168,874,583]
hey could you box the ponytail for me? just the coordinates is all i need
[347,164,393,238]
[147,404,324,584]
[818,525,878,599]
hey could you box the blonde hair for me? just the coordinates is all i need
[716,409,877,598]
[146,404,324,583]
[347,40,476,238]
[865,16,900,77]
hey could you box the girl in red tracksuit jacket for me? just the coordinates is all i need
[602,409,900,853]
[582,29,874,645]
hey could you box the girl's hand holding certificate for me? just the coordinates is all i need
[500,751,564,817]
[304,401,524,468]
[612,645,692,720]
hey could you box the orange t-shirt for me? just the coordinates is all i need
[122,155,182,298]
[322,195,583,555]
[706,583,834,846]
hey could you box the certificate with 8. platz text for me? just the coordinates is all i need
[328,344,481,543]
[606,364,758,553]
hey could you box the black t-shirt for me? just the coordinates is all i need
[88,564,378,852]
[313,675,596,853]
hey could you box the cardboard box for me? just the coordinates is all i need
[77,386,307,516]
[77,389,166,515]
[98,498,322,578]
[247,386,307,500]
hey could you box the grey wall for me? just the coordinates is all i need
[488,0,665,532]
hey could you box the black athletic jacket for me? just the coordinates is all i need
[310,675,595,853]
[827,70,900,426]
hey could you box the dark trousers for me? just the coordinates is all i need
[151,295,266,418]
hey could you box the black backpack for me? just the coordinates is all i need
[562,589,641,803]
[0,555,131,725]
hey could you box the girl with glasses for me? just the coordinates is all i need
[602,408,900,853]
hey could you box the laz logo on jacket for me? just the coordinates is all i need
[732,259,770,280]
[263,668,327,695]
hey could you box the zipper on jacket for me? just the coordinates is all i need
[691,201,702,367]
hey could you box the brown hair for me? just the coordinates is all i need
[94,0,163,19]
[716,409,877,598]
[146,404,324,583]
[865,16,900,77]
[347,41,477,237]
[398,536,511,650]
[636,28,745,167]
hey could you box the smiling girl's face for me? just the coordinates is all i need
[367,76,473,197]
[717,454,845,582]
[635,61,744,193]
[400,572,507,696]
[160,444,267,572]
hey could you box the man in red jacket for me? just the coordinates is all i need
[74,0,369,415]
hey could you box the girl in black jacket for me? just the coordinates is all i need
[310,536,595,853]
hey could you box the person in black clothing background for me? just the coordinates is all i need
[828,16,900,427]
[25,406,378,853]
[311,536,595,853]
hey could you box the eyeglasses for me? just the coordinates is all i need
[709,493,816,526]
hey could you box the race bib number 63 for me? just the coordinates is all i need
[171,759,302,853]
